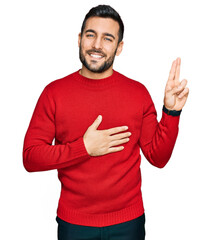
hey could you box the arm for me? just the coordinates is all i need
[23,85,90,172]
[138,57,189,168]
[138,89,181,168]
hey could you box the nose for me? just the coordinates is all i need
[92,36,102,49]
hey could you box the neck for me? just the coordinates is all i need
[80,66,113,79]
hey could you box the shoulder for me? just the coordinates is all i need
[114,70,150,94]
[43,70,78,94]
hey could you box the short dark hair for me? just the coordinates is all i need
[81,5,124,43]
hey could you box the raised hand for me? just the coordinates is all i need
[164,57,189,111]
[83,115,131,156]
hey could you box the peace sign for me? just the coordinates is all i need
[164,57,189,111]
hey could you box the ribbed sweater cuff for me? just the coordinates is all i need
[161,110,180,127]
[67,136,91,160]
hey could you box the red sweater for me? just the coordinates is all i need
[23,70,180,227]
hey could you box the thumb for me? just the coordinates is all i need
[169,79,187,96]
[166,84,180,96]
[90,115,102,130]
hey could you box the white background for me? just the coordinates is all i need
[1,0,210,239]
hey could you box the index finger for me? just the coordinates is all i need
[104,126,128,136]
[174,57,181,85]
[167,59,177,84]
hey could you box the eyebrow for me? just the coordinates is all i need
[85,29,116,40]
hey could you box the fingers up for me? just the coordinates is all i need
[167,57,181,85]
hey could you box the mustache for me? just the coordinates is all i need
[86,49,106,56]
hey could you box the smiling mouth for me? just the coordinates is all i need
[90,54,104,59]
[87,50,105,60]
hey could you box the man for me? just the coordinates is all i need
[23,5,189,240]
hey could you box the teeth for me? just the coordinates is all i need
[90,54,103,59]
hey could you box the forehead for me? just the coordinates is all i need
[84,17,119,36]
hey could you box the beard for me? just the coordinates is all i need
[79,43,118,73]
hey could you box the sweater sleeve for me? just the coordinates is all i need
[23,85,91,172]
[138,87,180,168]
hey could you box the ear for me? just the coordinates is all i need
[116,41,124,56]
[78,33,82,47]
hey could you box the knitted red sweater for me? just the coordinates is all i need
[23,70,180,227]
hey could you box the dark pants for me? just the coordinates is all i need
[56,213,145,240]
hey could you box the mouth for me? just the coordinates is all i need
[87,51,105,60]
[90,54,104,59]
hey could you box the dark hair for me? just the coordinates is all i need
[81,5,124,43]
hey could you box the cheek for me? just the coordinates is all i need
[106,46,117,57]
[81,39,93,50]
[104,42,119,55]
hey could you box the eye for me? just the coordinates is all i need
[104,37,112,42]
[86,34,94,38]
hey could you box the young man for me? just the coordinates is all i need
[23,5,189,240]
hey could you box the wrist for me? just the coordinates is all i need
[163,105,182,116]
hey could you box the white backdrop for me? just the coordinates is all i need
[1,0,210,239]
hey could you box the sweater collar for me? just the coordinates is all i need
[73,69,119,89]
